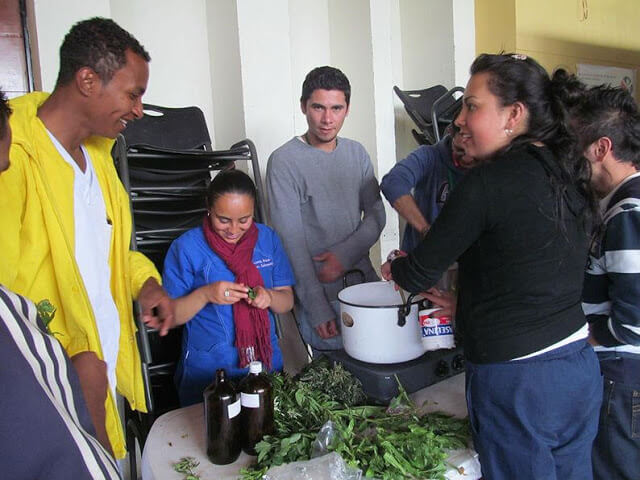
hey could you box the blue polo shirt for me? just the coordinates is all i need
[163,223,295,406]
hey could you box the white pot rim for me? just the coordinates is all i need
[338,298,423,309]
[338,280,423,308]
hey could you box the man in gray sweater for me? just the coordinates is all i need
[267,66,385,351]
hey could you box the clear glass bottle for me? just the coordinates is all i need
[239,361,274,455]
[203,369,241,464]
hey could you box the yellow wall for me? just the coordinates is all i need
[475,0,640,75]
[474,0,516,54]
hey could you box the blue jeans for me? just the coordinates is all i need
[466,341,602,480]
[593,355,640,480]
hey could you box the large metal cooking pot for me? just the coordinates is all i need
[338,273,425,364]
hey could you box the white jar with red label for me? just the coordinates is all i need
[419,307,456,351]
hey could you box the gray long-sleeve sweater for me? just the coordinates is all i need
[266,137,386,330]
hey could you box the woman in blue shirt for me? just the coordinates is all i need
[158,169,294,406]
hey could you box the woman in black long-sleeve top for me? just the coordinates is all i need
[383,54,601,480]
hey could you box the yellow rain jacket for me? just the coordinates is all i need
[0,92,160,458]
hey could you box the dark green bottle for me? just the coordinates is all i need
[204,369,241,464]
[239,361,274,455]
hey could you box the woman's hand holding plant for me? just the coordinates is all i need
[206,281,248,305]
[246,285,272,309]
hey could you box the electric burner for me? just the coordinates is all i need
[324,346,465,404]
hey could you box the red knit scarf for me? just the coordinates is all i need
[202,218,272,369]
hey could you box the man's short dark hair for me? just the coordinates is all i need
[55,17,150,88]
[301,66,351,106]
[572,86,640,169]
[0,89,11,140]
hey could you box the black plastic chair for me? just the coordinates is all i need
[394,85,464,145]
[113,103,265,480]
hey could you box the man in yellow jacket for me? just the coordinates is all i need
[0,17,173,459]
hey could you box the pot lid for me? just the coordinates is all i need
[338,281,421,307]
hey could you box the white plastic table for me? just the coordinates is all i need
[141,373,481,480]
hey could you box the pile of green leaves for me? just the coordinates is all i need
[240,365,470,480]
[298,356,367,406]
[330,392,470,479]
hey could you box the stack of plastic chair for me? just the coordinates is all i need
[393,85,464,145]
[112,104,265,479]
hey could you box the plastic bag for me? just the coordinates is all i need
[310,420,336,458]
[263,451,361,480]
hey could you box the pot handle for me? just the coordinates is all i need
[397,292,419,327]
[342,269,366,289]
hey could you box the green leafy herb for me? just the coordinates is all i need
[172,457,200,480]
[247,287,257,300]
[36,299,63,337]
[240,368,470,480]
[298,356,366,406]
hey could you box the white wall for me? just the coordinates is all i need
[32,0,111,90]
[370,0,403,261]
[394,0,456,165]
[288,0,331,134]
[31,0,217,139]
[391,0,475,161]
[206,0,244,150]
[453,0,475,88]
[327,0,376,163]
[399,0,456,90]
[235,1,294,172]
[110,0,216,142]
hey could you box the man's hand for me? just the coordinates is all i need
[381,261,393,281]
[315,319,339,339]
[138,277,174,336]
[392,195,430,236]
[70,351,111,455]
[313,251,345,283]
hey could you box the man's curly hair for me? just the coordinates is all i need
[55,17,150,88]
[0,89,11,140]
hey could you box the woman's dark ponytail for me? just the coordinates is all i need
[549,69,599,227]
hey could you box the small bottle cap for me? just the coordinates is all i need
[249,361,262,374]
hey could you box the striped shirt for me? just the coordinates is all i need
[0,286,121,479]
[583,173,640,356]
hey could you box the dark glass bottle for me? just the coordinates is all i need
[203,369,241,464]
[239,361,274,455]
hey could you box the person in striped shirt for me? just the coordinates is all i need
[577,86,640,480]
[0,90,121,479]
